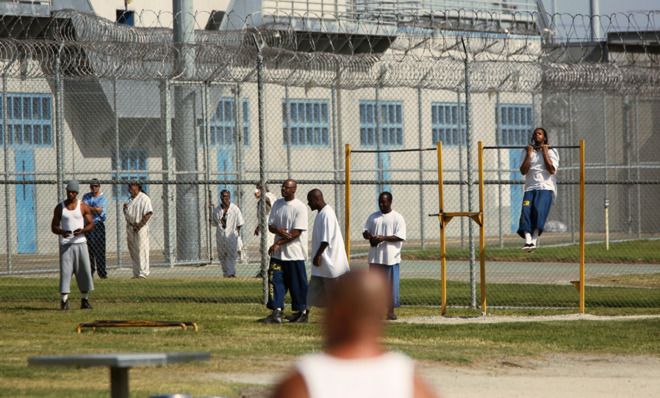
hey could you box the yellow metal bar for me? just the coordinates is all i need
[437,141,447,315]
[579,140,586,313]
[478,141,487,314]
[345,144,351,259]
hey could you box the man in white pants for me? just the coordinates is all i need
[306,189,349,308]
[50,180,95,310]
[212,190,245,278]
[273,271,437,398]
[123,181,153,279]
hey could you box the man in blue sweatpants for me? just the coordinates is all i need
[518,127,559,251]
[262,179,309,324]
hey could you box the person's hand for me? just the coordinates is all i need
[268,243,280,256]
[72,228,83,236]
[62,230,73,238]
[277,228,292,239]
[363,231,372,240]
[369,235,383,247]
[254,226,260,236]
[313,253,322,267]
[526,144,534,155]
[541,144,549,154]
[132,223,141,232]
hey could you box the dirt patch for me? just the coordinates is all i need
[402,313,660,325]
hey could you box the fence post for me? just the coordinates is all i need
[284,85,292,178]
[161,80,175,267]
[417,87,425,249]
[2,73,11,273]
[331,85,340,216]
[256,41,269,304]
[203,83,212,263]
[54,47,65,201]
[113,79,122,269]
[462,37,477,309]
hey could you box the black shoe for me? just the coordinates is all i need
[80,298,93,310]
[288,310,309,323]
[60,299,69,311]
[387,312,398,321]
[261,309,283,324]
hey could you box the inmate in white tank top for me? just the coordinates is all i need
[295,351,414,398]
[60,200,86,245]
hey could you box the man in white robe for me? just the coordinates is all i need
[212,190,245,277]
[123,181,153,279]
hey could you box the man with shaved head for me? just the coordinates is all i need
[272,271,438,398]
[306,189,349,309]
[263,179,309,323]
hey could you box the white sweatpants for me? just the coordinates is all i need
[127,226,150,277]
[217,235,238,277]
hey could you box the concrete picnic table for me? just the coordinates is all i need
[28,352,211,398]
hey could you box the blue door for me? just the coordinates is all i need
[15,150,37,253]
[509,149,525,233]
[217,149,235,199]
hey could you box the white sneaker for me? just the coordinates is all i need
[522,243,533,251]
[527,243,536,252]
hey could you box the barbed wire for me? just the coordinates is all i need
[0,9,657,92]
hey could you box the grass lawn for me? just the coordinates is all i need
[402,240,660,264]
[1,278,659,397]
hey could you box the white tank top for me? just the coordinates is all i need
[60,200,86,245]
[295,351,414,398]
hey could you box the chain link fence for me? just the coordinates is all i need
[0,8,658,312]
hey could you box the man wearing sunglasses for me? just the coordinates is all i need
[82,178,108,279]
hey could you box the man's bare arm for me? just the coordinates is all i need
[51,205,66,235]
[272,372,308,398]
[414,374,439,398]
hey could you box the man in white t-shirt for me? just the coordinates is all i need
[518,127,559,251]
[272,270,438,398]
[262,179,309,324]
[363,192,406,320]
[306,189,350,308]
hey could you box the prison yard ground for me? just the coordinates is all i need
[1,276,659,397]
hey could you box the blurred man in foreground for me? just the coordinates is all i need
[272,271,438,398]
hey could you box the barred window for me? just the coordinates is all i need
[282,100,330,146]
[431,103,466,146]
[112,149,148,199]
[359,101,403,147]
[497,104,533,146]
[0,94,52,146]
[205,98,250,146]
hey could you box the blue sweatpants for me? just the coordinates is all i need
[369,263,400,308]
[517,189,554,239]
[267,259,308,312]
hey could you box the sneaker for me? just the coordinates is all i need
[522,243,533,251]
[80,298,93,310]
[387,312,398,321]
[288,310,309,323]
[261,309,283,324]
[527,243,536,252]
[60,299,69,311]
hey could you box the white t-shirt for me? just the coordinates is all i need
[311,205,350,278]
[124,192,153,226]
[295,351,414,398]
[521,148,559,194]
[363,210,406,266]
[212,203,244,240]
[268,197,308,261]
